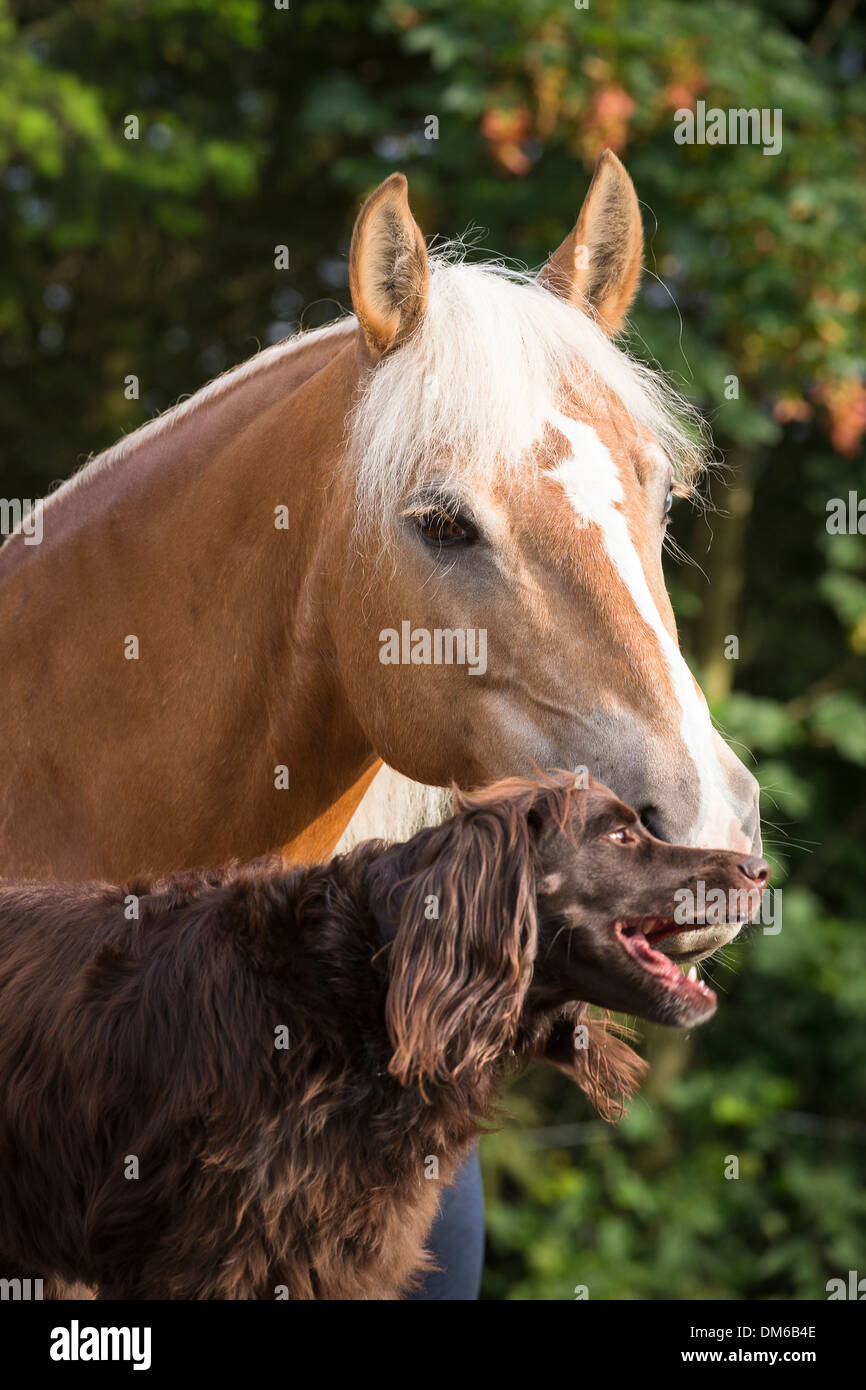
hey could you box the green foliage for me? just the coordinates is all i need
[0,0,864,1300]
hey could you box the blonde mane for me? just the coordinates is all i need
[43,245,705,538]
[349,245,707,536]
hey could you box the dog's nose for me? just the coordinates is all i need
[737,855,770,886]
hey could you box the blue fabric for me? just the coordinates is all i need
[406,1146,485,1301]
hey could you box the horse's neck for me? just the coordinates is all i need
[2,320,357,568]
[0,321,375,879]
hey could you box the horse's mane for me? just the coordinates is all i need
[44,241,706,538]
[349,242,708,541]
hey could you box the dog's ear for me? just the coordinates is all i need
[384,804,538,1088]
[540,1007,648,1122]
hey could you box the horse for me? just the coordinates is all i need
[0,152,759,922]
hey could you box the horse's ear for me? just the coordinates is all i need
[349,172,429,360]
[539,149,643,335]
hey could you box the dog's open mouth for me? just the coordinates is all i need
[614,918,717,1015]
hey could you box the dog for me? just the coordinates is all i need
[0,771,768,1299]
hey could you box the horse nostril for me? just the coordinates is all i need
[639,805,662,838]
[738,855,770,886]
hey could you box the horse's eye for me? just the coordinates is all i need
[414,508,477,547]
[663,487,674,523]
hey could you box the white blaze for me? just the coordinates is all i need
[547,411,742,847]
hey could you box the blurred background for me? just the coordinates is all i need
[1,0,865,1299]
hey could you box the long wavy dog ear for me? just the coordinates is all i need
[385,801,538,1089]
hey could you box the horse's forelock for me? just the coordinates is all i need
[347,246,707,544]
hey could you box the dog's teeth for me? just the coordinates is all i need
[688,965,698,982]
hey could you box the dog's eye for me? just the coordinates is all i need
[414,508,477,548]
[608,827,636,845]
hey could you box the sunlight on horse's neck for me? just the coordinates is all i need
[0,318,370,877]
[45,317,356,521]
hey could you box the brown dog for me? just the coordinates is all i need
[0,772,768,1299]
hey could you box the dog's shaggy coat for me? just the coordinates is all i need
[0,772,761,1299]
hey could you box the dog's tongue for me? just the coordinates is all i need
[626,930,686,981]
[615,923,717,1008]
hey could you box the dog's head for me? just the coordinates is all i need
[377,770,768,1107]
[528,774,769,1028]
